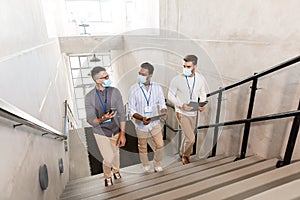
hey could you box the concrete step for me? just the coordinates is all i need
[145,158,277,200]
[245,179,300,200]
[61,155,229,200]
[189,161,300,200]
[87,156,262,200]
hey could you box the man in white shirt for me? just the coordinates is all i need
[128,62,167,172]
[168,55,207,164]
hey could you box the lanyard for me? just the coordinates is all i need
[185,75,196,100]
[96,88,108,113]
[140,83,152,106]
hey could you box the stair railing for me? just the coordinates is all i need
[0,98,66,140]
[198,55,300,167]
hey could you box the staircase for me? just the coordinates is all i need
[60,155,300,200]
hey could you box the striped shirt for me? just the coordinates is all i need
[128,82,167,131]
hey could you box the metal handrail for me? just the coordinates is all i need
[198,110,300,129]
[207,55,300,97]
[0,98,66,140]
[200,55,300,164]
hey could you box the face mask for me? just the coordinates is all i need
[138,75,147,84]
[102,79,112,87]
[183,68,192,76]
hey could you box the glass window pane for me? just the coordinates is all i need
[71,69,81,79]
[83,77,94,85]
[78,109,86,119]
[66,0,101,22]
[74,87,84,98]
[73,78,82,87]
[100,1,112,22]
[76,98,85,109]
[81,68,91,78]
[70,57,80,69]
[80,56,89,68]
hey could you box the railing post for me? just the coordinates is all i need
[163,121,167,140]
[276,100,300,168]
[210,89,223,157]
[63,100,68,136]
[237,75,258,160]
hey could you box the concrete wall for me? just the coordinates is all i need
[0,0,74,199]
[159,0,300,160]
[58,0,300,161]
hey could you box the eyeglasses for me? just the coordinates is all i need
[183,65,193,68]
[98,75,109,80]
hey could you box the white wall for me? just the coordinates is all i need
[160,0,300,159]
[0,0,74,199]
[58,0,300,161]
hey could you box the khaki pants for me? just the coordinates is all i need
[176,113,196,158]
[135,124,164,168]
[94,133,120,179]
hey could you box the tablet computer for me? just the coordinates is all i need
[188,101,199,111]
[199,101,208,107]
[188,101,208,111]
[146,113,166,121]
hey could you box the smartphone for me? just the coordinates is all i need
[108,108,117,114]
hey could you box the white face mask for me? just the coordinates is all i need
[183,68,192,76]
[138,75,147,84]
[102,79,112,87]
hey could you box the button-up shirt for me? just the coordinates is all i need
[128,82,167,131]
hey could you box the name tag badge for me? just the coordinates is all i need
[102,119,112,124]
[144,106,153,114]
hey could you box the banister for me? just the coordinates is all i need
[198,110,300,129]
[0,98,66,140]
[207,55,300,97]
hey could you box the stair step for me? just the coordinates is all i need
[145,158,277,200]
[189,161,300,200]
[87,156,262,200]
[245,179,300,200]
[61,155,230,200]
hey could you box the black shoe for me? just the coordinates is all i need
[113,172,121,180]
[104,177,113,187]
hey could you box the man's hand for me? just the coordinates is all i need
[182,103,193,111]
[142,117,151,125]
[117,132,126,147]
[198,106,205,112]
[103,111,116,120]
[160,109,168,121]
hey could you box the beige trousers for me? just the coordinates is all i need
[135,124,164,168]
[176,113,196,158]
[94,133,120,179]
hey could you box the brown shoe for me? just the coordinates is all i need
[182,156,190,165]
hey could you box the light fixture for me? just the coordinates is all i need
[90,54,100,62]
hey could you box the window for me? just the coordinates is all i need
[68,53,112,127]
[65,0,112,23]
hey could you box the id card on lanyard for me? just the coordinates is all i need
[185,75,196,100]
[140,84,153,114]
[96,88,112,124]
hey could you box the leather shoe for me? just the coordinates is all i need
[182,156,190,165]
[104,177,113,187]
[113,172,121,180]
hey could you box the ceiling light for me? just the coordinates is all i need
[90,54,100,62]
